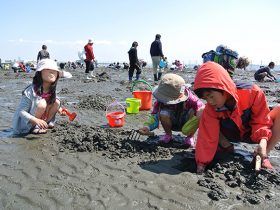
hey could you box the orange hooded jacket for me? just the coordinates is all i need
[193,62,272,166]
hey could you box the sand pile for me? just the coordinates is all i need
[76,94,114,110]
[52,121,186,161]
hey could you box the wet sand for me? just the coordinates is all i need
[1,67,280,209]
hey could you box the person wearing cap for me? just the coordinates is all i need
[150,34,165,82]
[84,39,95,80]
[37,45,50,63]
[193,61,280,174]
[139,73,204,146]
[12,59,66,135]
[128,41,141,82]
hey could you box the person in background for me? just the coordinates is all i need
[37,45,50,63]
[84,39,95,80]
[193,61,280,174]
[254,62,276,82]
[159,57,168,73]
[128,41,141,82]
[139,73,204,147]
[12,59,65,135]
[0,58,3,70]
[201,45,249,78]
[12,62,20,73]
[18,62,26,72]
[150,34,165,82]
[123,62,129,70]
[115,62,121,70]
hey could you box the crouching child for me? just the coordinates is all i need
[193,61,280,174]
[139,73,204,147]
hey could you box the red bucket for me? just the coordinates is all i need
[106,101,126,127]
[131,80,153,110]
[106,111,125,127]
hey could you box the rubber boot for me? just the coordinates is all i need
[89,71,95,78]
[85,73,91,80]
[158,72,162,80]
[154,74,158,81]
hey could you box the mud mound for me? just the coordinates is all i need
[263,89,273,96]
[76,94,114,110]
[274,143,280,150]
[52,121,184,161]
[59,88,71,94]
[198,157,280,204]
[96,71,110,82]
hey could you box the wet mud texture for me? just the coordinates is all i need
[83,71,111,83]
[58,88,72,94]
[52,121,186,161]
[198,156,280,205]
[75,94,114,110]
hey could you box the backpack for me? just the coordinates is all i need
[201,45,239,76]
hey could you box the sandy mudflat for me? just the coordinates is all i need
[1,67,280,209]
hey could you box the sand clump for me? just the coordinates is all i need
[198,156,280,204]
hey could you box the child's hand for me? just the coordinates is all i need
[32,118,48,129]
[138,126,150,135]
[196,164,206,174]
[254,139,267,159]
[58,107,67,116]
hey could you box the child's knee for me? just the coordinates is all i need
[159,111,171,120]
[270,104,280,119]
[55,99,61,106]
[53,99,61,111]
[37,99,47,109]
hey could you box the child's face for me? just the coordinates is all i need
[202,90,228,109]
[41,69,58,83]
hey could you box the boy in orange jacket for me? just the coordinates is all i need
[193,61,280,174]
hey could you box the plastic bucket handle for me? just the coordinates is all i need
[130,79,152,92]
[106,101,125,116]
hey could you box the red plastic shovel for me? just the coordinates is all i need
[61,107,77,121]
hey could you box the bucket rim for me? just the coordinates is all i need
[130,79,152,92]
[106,111,125,118]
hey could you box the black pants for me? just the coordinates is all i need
[85,60,94,73]
[128,64,141,79]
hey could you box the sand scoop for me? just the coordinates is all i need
[127,129,141,141]
[127,129,155,141]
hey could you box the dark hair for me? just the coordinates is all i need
[155,34,161,39]
[32,71,59,104]
[268,62,275,68]
[132,41,138,47]
[194,88,224,98]
[42,45,47,50]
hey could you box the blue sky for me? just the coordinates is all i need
[1,0,280,65]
